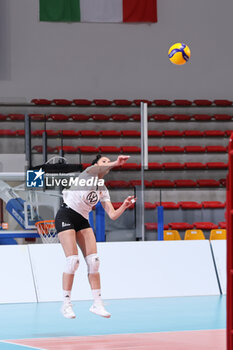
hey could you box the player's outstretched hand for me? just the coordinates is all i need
[123,196,137,209]
[116,155,130,167]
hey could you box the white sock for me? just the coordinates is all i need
[63,290,71,303]
[92,289,102,303]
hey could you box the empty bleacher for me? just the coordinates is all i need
[0,98,231,240]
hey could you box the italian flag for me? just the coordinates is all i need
[39,0,157,23]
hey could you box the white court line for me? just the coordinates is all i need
[1,340,44,350]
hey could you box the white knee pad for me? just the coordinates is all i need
[85,253,100,274]
[64,255,79,274]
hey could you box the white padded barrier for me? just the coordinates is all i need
[28,243,92,302]
[211,240,226,294]
[28,241,220,302]
[0,245,37,303]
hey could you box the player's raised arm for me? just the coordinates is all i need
[86,155,130,177]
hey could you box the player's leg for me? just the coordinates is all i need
[77,227,111,318]
[58,229,79,319]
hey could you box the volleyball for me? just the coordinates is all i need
[168,43,191,65]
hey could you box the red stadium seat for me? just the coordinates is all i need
[32,130,59,137]
[173,114,191,121]
[56,146,77,153]
[49,114,69,121]
[193,99,212,106]
[179,202,202,209]
[106,181,130,188]
[121,163,140,170]
[91,114,111,121]
[121,146,141,153]
[148,163,163,170]
[148,146,163,153]
[33,145,55,153]
[163,162,185,169]
[131,114,141,121]
[71,114,90,121]
[31,99,52,105]
[205,146,227,153]
[148,130,163,137]
[197,179,220,187]
[93,99,112,106]
[8,114,25,121]
[100,130,121,137]
[111,114,130,121]
[130,180,153,187]
[121,130,140,137]
[32,145,41,152]
[153,99,172,106]
[204,130,225,137]
[152,180,174,187]
[184,130,204,137]
[163,146,184,153]
[169,222,194,230]
[214,114,232,121]
[99,146,120,153]
[206,162,228,169]
[78,146,99,153]
[194,222,218,229]
[0,114,7,121]
[112,202,134,210]
[29,114,47,121]
[133,99,152,106]
[219,178,226,187]
[202,201,225,209]
[219,222,226,229]
[145,223,169,230]
[80,130,100,137]
[145,223,156,230]
[185,162,206,169]
[82,163,91,169]
[225,130,233,137]
[163,130,184,137]
[151,114,172,121]
[59,130,78,137]
[184,146,205,153]
[113,99,132,106]
[73,99,92,106]
[214,99,232,106]
[193,114,212,121]
[174,179,196,187]
[155,202,179,209]
[52,99,72,106]
[16,130,25,136]
[173,99,192,106]
[145,202,156,209]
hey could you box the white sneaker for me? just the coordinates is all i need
[89,301,111,318]
[61,301,76,319]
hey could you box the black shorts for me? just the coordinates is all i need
[55,205,90,234]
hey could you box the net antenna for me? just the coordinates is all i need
[227,134,233,350]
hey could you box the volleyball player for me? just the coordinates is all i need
[55,155,136,319]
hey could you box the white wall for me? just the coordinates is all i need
[0,245,37,303]
[0,0,232,100]
[0,241,220,303]
[211,240,226,294]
